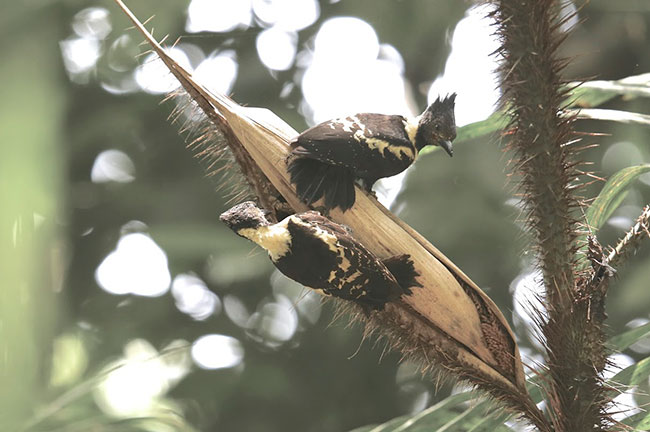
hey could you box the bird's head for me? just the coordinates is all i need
[220,201,271,236]
[416,93,457,156]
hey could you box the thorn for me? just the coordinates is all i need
[141,14,156,27]
[158,33,170,46]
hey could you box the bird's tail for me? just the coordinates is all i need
[287,156,355,211]
[381,254,422,296]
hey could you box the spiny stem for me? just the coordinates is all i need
[588,205,650,292]
[491,0,579,310]
[489,0,610,430]
[607,205,650,269]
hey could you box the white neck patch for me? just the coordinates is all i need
[238,217,292,261]
[403,116,421,149]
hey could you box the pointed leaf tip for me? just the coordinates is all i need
[586,164,650,233]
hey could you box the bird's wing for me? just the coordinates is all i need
[296,212,401,307]
[291,114,413,169]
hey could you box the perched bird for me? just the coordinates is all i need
[220,201,421,310]
[287,93,457,212]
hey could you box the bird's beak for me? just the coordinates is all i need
[439,140,453,157]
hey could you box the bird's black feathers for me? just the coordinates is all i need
[287,157,356,211]
[274,211,419,309]
[290,113,416,177]
[220,202,421,310]
[288,113,417,211]
[287,95,457,212]
[381,254,422,296]
[417,93,457,153]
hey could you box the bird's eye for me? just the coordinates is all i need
[434,124,441,131]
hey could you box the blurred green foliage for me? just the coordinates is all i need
[586,163,650,231]
[3,1,650,431]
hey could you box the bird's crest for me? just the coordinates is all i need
[428,93,457,114]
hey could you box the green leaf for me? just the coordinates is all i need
[411,326,650,432]
[348,426,379,432]
[346,392,479,432]
[468,356,650,431]
[455,113,510,145]
[635,412,650,430]
[571,108,650,126]
[569,85,620,108]
[608,356,650,389]
[391,392,475,430]
[586,164,650,232]
[466,412,510,432]
[604,356,650,430]
[418,113,509,157]
[434,401,488,432]
[23,343,191,431]
[608,321,650,352]
[568,73,650,108]
[347,324,650,432]
[362,415,409,432]
[620,411,646,427]
[0,7,67,430]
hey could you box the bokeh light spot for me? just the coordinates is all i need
[107,34,140,73]
[397,381,430,415]
[301,17,409,124]
[191,334,244,369]
[605,353,639,421]
[608,204,643,231]
[94,339,190,418]
[72,7,112,40]
[50,333,88,388]
[193,50,239,95]
[510,269,546,349]
[135,48,192,94]
[314,17,379,64]
[186,0,253,33]
[625,318,650,354]
[256,28,297,71]
[253,0,319,30]
[246,299,298,348]
[60,37,101,75]
[602,141,644,174]
[95,232,171,297]
[91,149,136,183]
[224,294,251,328]
[172,274,221,321]
[428,4,500,126]
[271,270,322,325]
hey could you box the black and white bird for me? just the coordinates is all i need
[220,201,421,310]
[287,93,457,212]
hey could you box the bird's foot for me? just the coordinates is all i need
[354,178,377,197]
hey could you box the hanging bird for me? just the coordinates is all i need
[287,93,457,212]
[220,201,421,310]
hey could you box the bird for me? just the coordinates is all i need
[220,201,421,310]
[287,93,457,212]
